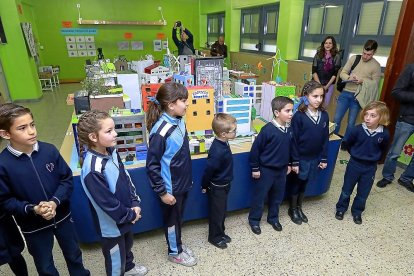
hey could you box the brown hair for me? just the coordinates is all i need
[146,82,188,132]
[317,36,339,59]
[364,39,378,52]
[0,103,33,133]
[298,81,325,112]
[271,96,294,115]
[77,110,111,165]
[212,113,237,136]
[360,101,390,126]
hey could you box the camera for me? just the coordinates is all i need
[176,21,182,28]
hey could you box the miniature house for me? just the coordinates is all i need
[186,86,214,135]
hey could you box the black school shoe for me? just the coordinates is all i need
[335,211,344,220]
[353,215,362,224]
[208,239,228,249]
[250,225,261,235]
[222,234,231,243]
[270,221,283,231]
[376,178,392,188]
[398,178,414,192]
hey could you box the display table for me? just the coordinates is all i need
[61,125,341,243]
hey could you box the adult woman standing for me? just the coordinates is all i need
[312,36,341,107]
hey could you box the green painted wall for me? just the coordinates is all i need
[31,0,200,81]
[0,0,42,101]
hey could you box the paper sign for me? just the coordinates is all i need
[156,33,166,39]
[62,21,73,28]
[124,32,133,39]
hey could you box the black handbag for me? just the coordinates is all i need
[337,55,361,92]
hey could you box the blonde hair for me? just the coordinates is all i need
[360,101,390,126]
[212,113,237,136]
[77,110,111,165]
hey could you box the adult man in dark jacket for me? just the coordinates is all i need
[377,63,414,192]
[172,21,195,55]
[210,36,227,58]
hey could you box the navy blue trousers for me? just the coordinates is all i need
[23,217,89,276]
[208,183,231,243]
[160,193,188,255]
[101,231,135,276]
[336,158,377,216]
[248,166,287,226]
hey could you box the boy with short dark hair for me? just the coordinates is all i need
[201,113,237,249]
[0,103,90,275]
[248,96,294,235]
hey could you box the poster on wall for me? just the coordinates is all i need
[118,41,129,51]
[86,43,95,50]
[21,22,38,57]
[65,36,75,43]
[67,43,76,50]
[78,50,88,57]
[131,41,143,50]
[68,50,78,57]
[162,40,168,49]
[88,50,96,57]
[76,36,85,43]
[85,36,94,42]
[153,40,162,52]
[76,43,86,50]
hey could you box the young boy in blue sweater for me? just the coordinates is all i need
[201,113,237,249]
[0,103,89,275]
[248,96,294,235]
[335,101,390,224]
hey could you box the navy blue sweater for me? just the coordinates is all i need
[291,110,329,165]
[347,124,390,164]
[201,139,233,189]
[250,122,292,171]
[81,147,140,238]
[0,142,72,234]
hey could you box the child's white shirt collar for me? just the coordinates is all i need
[7,142,39,157]
[272,119,288,131]
[362,123,383,133]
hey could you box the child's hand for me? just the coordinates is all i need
[291,166,299,174]
[287,166,292,175]
[201,189,207,193]
[161,193,176,205]
[131,207,142,224]
[318,162,327,169]
[38,201,57,220]
[252,171,260,179]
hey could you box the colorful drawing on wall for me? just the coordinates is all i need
[21,22,38,57]
[153,40,162,51]
[131,41,144,50]
[118,41,129,51]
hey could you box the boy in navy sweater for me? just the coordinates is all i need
[335,101,390,224]
[0,104,89,275]
[248,96,294,235]
[201,113,237,249]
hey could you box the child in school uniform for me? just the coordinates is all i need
[335,101,390,224]
[0,211,28,276]
[0,103,90,276]
[201,113,237,249]
[145,82,197,267]
[290,81,330,225]
[248,96,294,235]
[78,110,148,276]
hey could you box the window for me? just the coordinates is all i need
[192,99,197,104]
[206,110,211,115]
[193,111,198,116]
[240,4,279,54]
[299,0,403,68]
[207,13,225,48]
[206,99,210,104]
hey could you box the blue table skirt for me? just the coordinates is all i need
[71,139,341,243]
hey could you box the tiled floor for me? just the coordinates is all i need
[1,84,414,275]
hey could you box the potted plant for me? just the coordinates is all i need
[81,78,124,112]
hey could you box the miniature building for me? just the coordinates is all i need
[234,82,263,115]
[216,94,253,135]
[186,86,214,134]
[141,83,162,112]
[110,110,147,159]
[173,73,194,87]
[260,82,296,122]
